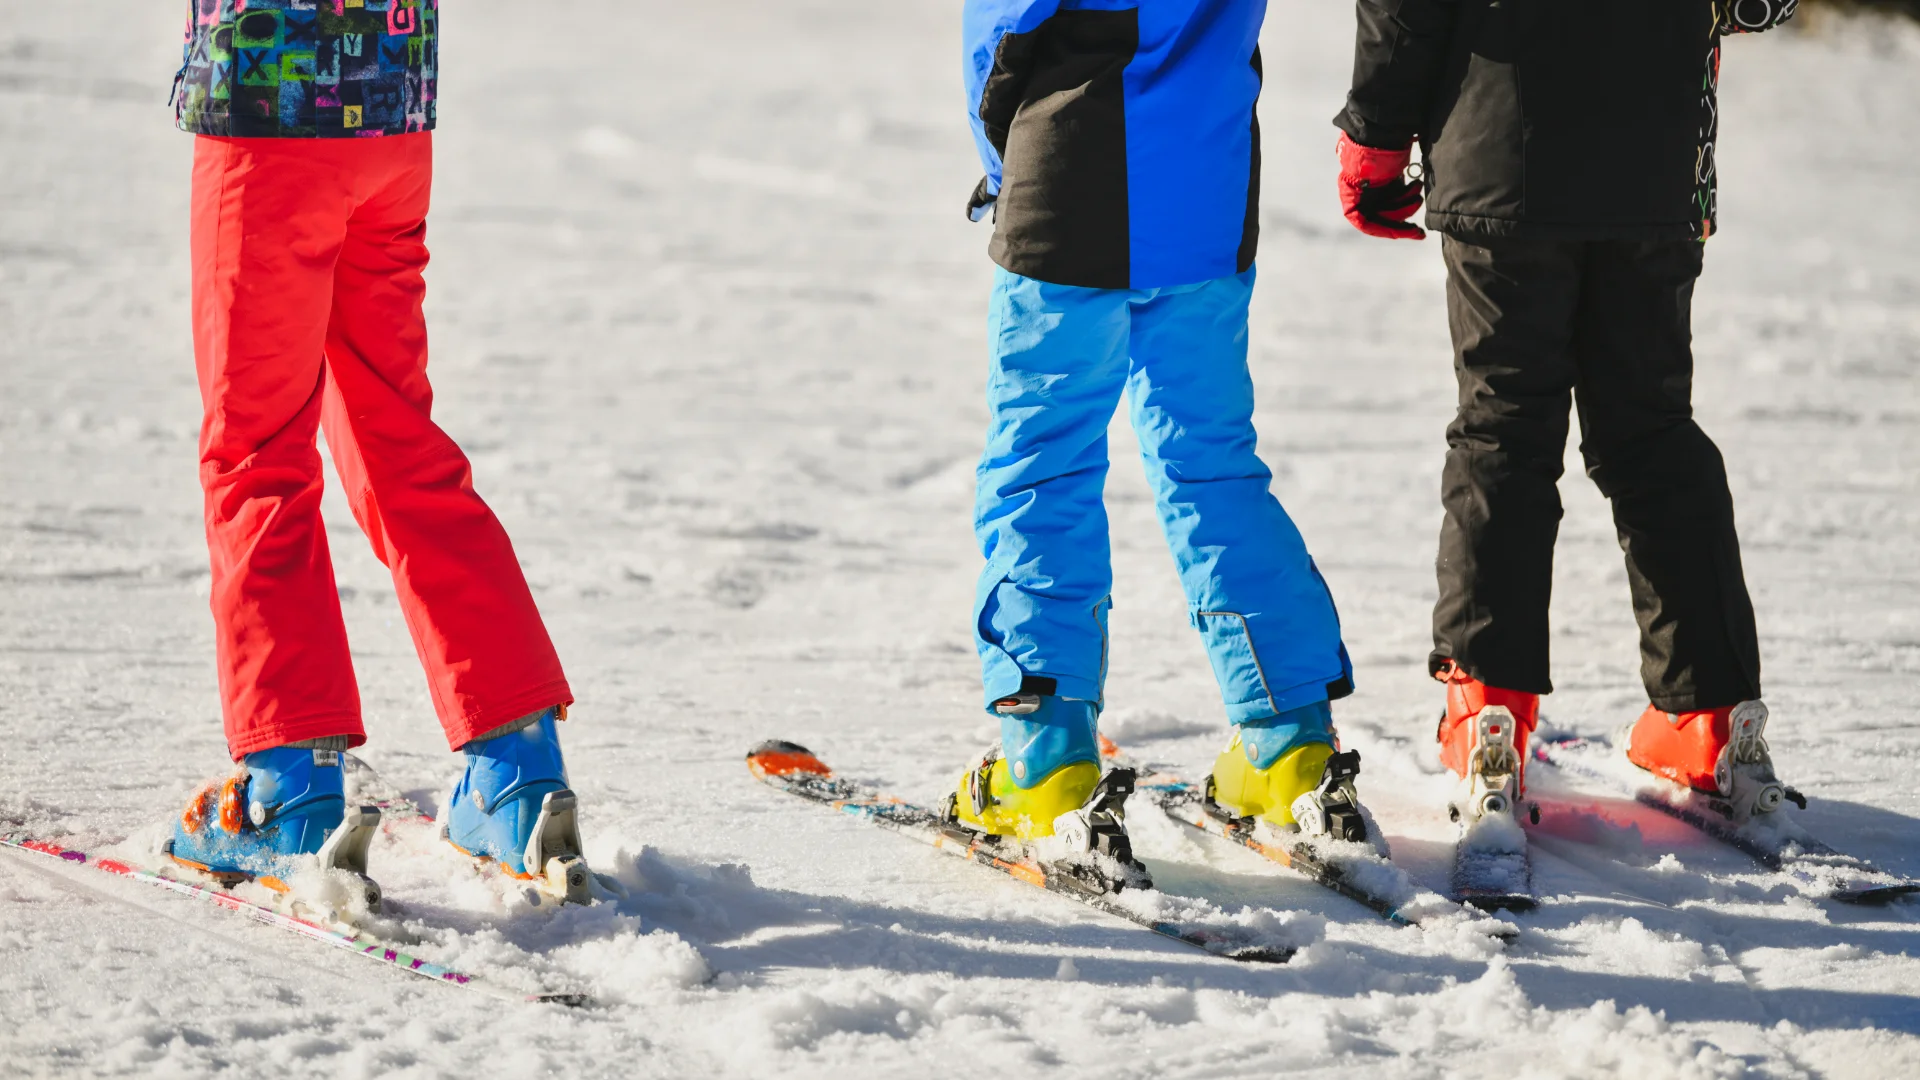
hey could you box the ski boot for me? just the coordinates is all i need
[166,745,382,909]
[444,706,593,904]
[1207,700,1372,846]
[946,691,1150,892]
[1626,700,1805,823]
[1435,661,1538,909]
[1434,660,1540,828]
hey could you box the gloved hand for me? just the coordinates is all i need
[966,176,997,223]
[1336,132,1425,240]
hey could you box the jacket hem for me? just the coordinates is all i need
[989,251,1249,293]
[1427,212,1701,244]
[178,119,437,140]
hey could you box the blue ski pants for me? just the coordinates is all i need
[974,266,1353,725]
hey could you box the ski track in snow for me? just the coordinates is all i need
[3,2,1919,1076]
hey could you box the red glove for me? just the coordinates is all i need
[1336,132,1426,240]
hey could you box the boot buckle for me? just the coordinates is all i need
[992,693,1042,716]
[963,745,1001,818]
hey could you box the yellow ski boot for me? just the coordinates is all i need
[1207,701,1372,845]
[947,692,1149,890]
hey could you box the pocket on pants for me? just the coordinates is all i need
[1193,610,1275,717]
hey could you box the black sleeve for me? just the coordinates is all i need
[1332,0,1463,150]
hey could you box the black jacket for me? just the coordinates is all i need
[1334,0,1799,241]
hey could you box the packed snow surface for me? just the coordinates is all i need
[4,2,1920,1076]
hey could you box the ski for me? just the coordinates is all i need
[1448,813,1537,913]
[1096,737,1519,936]
[1536,734,1920,904]
[1432,706,1540,913]
[0,833,589,1006]
[745,740,1301,964]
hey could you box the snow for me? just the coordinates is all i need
[3,0,1920,1075]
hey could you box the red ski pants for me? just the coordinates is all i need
[191,134,571,759]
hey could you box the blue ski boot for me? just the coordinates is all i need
[166,745,382,907]
[444,707,591,904]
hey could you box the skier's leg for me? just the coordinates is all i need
[191,136,363,759]
[1571,241,1776,812]
[954,268,1131,851]
[1570,239,1761,712]
[174,137,371,891]
[1126,268,1350,723]
[1122,269,1363,839]
[1431,236,1583,804]
[315,133,572,753]
[1433,236,1583,696]
[972,267,1130,711]
[310,136,585,897]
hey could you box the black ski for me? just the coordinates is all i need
[1099,739,1520,936]
[745,740,1300,964]
[1448,815,1537,913]
[1536,734,1919,904]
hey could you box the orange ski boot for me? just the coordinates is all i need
[1626,701,1804,822]
[1434,660,1541,825]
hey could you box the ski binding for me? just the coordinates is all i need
[1447,707,1538,912]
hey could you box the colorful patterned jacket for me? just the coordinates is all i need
[174,0,437,138]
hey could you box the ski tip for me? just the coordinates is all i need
[532,992,594,1009]
[746,740,832,781]
[1096,733,1121,759]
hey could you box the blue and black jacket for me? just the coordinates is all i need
[964,1,1267,291]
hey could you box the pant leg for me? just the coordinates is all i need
[315,134,572,750]
[192,136,364,759]
[1433,236,1586,694]
[1571,240,1761,710]
[974,267,1132,710]
[1125,269,1352,724]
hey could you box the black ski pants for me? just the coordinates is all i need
[1431,235,1762,711]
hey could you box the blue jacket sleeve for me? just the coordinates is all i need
[1718,0,1799,34]
[963,0,1063,220]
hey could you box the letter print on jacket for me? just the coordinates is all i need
[175,0,438,139]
